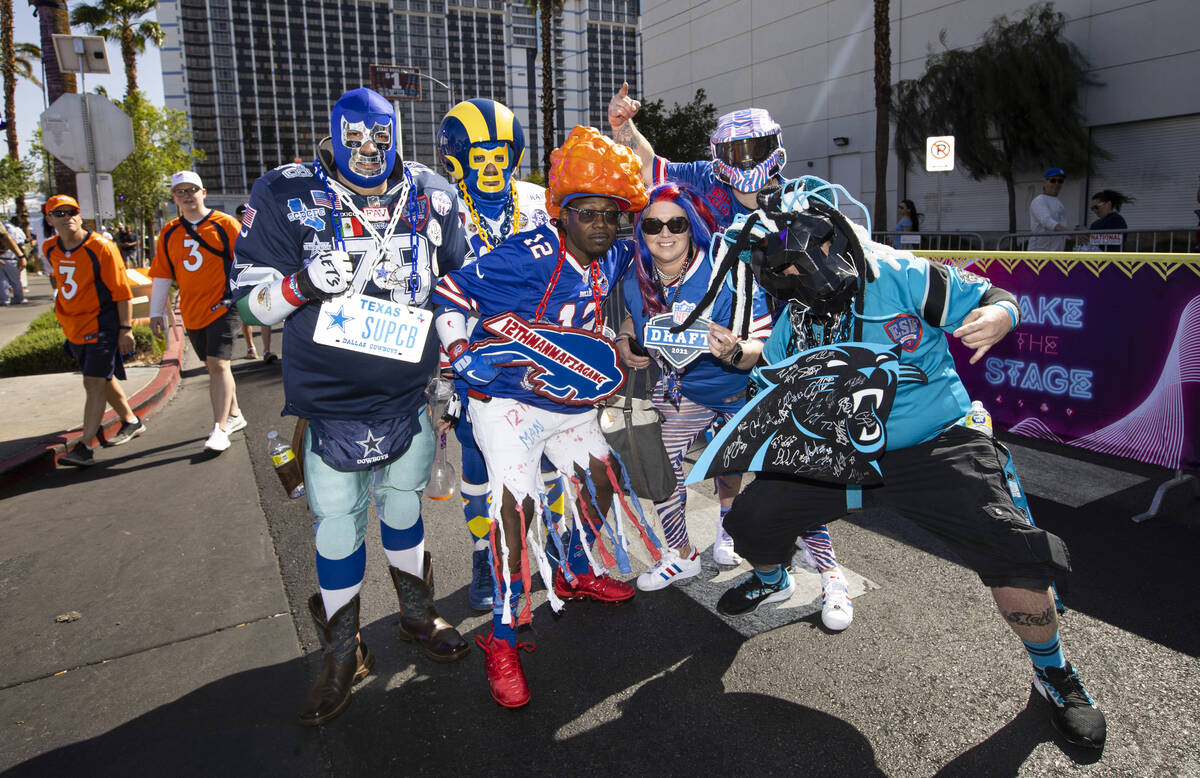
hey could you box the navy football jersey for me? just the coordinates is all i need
[434,224,635,413]
[231,159,467,420]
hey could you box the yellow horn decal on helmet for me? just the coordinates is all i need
[448,100,491,145]
[493,104,515,144]
[444,156,465,182]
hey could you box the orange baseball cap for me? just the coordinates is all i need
[45,194,81,212]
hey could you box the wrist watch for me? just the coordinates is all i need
[728,340,744,365]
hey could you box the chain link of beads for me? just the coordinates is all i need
[458,181,519,252]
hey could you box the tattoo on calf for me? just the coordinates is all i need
[1003,607,1055,628]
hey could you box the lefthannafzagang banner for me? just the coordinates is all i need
[923,250,1200,471]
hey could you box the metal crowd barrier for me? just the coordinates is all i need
[997,227,1199,253]
[870,231,986,251]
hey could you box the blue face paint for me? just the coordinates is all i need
[330,88,398,189]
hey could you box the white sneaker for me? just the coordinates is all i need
[820,569,854,631]
[713,523,742,566]
[204,424,231,453]
[225,413,248,434]
[637,549,702,592]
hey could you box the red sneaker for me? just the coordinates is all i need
[554,567,636,603]
[475,632,534,708]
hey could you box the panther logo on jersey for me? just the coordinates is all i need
[688,342,928,486]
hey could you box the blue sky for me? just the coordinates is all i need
[11,6,165,157]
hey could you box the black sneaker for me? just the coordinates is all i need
[716,569,795,616]
[59,445,96,467]
[1032,663,1106,749]
[102,418,146,447]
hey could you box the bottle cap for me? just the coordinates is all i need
[267,430,278,439]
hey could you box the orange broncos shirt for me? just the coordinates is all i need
[43,231,133,345]
[150,210,240,330]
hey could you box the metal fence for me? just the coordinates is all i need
[996,227,1199,253]
[870,231,987,251]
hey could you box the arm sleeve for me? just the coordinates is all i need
[433,239,531,318]
[1029,196,1064,231]
[149,277,172,318]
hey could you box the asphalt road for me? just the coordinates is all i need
[5,340,1198,776]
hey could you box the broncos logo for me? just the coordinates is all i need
[471,313,627,406]
[686,342,926,486]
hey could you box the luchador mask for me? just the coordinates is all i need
[330,88,398,189]
[438,99,525,204]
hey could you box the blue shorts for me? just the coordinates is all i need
[65,331,127,381]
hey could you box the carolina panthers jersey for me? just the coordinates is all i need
[621,251,772,412]
[434,223,636,413]
[652,157,754,231]
[231,159,467,420]
[456,180,551,262]
[763,253,989,450]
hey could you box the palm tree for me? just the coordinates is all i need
[69,0,163,98]
[515,0,564,179]
[2,2,42,227]
[30,0,76,196]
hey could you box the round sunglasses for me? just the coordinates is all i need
[641,216,689,235]
[564,206,621,226]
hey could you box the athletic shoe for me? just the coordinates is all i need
[204,424,231,453]
[245,348,258,359]
[475,632,534,708]
[820,569,854,631]
[553,568,635,603]
[713,523,742,566]
[225,413,248,434]
[103,418,146,447]
[1032,663,1106,748]
[716,569,794,616]
[263,352,279,364]
[58,444,95,467]
[468,547,494,611]
[636,549,702,592]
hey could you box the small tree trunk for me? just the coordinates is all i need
[539,0,554,181]
[1004,170,1017,234]
[35,0,78,196]
[873,0,891,232]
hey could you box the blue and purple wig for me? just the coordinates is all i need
[632,183,718,317]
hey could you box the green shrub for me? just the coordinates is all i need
[0,327,75,375]
[0,323,162,376]
[27,311,60,332]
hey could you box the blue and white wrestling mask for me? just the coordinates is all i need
[330,88,397,189]
[710,108,787,194]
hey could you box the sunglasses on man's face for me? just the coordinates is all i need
[641,216,689,235]
[564,206,621,226]
[50,208,80,218]
[1047,178,1064,184]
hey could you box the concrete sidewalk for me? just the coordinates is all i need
[0,274,183,491]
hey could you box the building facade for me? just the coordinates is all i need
[637,0,1200,233]
[158,0,640,207]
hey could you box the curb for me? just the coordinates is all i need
[0,321,186,492]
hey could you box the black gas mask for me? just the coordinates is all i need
[749,187,861,321]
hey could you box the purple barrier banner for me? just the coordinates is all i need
[924,251,1200,471]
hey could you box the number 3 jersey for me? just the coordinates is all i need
[42,231,133,345]
[434,224,635,414]
[231,159,467,420]
[150,210,240,330]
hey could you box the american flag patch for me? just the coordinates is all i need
[241,206,256,228]
[310,190,335,209]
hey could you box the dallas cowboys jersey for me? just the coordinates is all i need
[621,251,772,413]
[457,180,551,262]
[763,253,989,450]
[652,157,753,231]
[434,224,636,413]
[231,159,466,420]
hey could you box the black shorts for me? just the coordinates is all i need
[65,331,127,381]
[186,309,240,360]
[723,424,1071,590]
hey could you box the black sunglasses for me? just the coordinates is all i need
[564,206,620,226]
[1047,178,1064,184]
[641,216,689,235]
[50,208,80,217]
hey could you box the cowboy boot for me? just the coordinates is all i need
[298,593,374,726]
[389,551,470,663]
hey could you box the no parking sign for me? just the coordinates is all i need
[925,136,955,172]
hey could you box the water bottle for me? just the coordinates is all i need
[964,400,993,437]
[423,377,457,501]
[267,429,306,499]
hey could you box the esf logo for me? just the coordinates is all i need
[286,198,326,231]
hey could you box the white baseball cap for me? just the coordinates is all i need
[170,170,204,190]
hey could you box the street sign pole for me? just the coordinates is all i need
[78,73,104,228]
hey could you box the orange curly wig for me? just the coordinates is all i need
[547,126,648,218]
